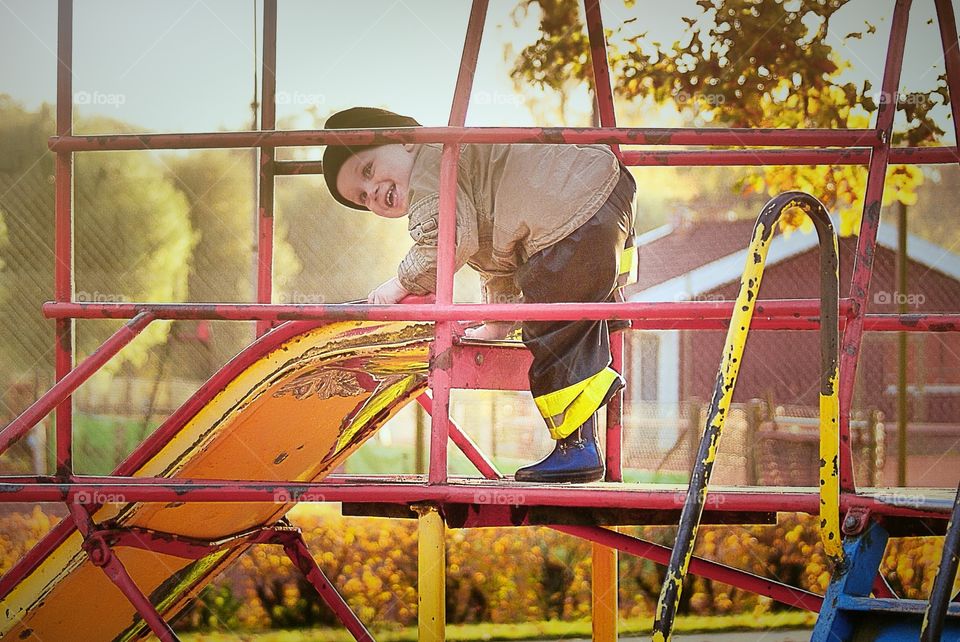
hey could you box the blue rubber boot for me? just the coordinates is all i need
[514,413,604,483]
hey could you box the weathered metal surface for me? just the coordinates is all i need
[22,0,960,638]
[837,0,912,492]
[812,522,890,641]
[282,532,374,642]
[54,0,75,480]
[341,502,775,527]
[653,192,840,641]
[415,504,445,640]
[48,126,887,153]
[921,482,960,641]
[41,298,848,322]
[0,320,432,640]
[557,525,824,613]
[255,0,278,338]
[813,516,960,641]
[271,146,960,175]
[0,313,154,458]
[41,300,960,332]
[4,479,955,518]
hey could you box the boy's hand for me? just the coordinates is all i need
[368,277,410,304]
[463,321,515,341]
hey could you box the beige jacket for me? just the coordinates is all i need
[397,142,620,302]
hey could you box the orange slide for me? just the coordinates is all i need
[1,319,433,640]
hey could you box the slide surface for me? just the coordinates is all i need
[1,320,432,641]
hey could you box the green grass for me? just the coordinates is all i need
[72,413,158,474]
[348,444,688,484]
[181,611,816,641]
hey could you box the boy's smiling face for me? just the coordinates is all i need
[335,144,417,218]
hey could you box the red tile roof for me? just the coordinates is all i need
[628,219,760,293]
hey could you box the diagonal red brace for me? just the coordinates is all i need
[280,532,375,642]
[0,312,154,458]
[68,503,179,642]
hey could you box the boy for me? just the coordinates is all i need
[322,107,636,483]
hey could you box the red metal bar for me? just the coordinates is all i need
[862,315,960,332]
[935,0,960,147]
[873,574,898,599]
[41,302,838,329]
[0,479,815,511]
[555,525,824,612]
[97,524,282,559]
[4,479,954,520]
[622,147,960,166]
[427,146,457,485]
[256,0,278,338]
[97,548,179,641]
[68,505,179,641]
[448,0,488,127]
[584,0,619,154]
[282,533,374,642]
[449,343,531,391]
[0,320,342,603]
[54,0,74,478]
[427,0,488,485]
[0,322,328,601]
[583,0,625,482]
[606,333,624,481]
[417,394,503,480]
[272,146,960,175]
[0,313,154,457]
[838,0,912,492]
[46,301,960,332]
[48,127,883,152]
[42,298,847,321]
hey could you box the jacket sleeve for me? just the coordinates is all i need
[479,271,522,305]
[397,189,480,295]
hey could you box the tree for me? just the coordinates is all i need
[0,97,196,407]
[509,0,949,234]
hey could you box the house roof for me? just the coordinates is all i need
[627,217,960,302]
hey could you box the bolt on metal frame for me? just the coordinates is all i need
[1,0,960,640]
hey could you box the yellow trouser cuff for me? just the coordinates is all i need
[618,245,638,287]
[534,367,620,440]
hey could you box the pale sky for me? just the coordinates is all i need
[0,0,956,140]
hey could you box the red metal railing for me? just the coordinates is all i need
[837,0,913,492]
[54,0,74,479]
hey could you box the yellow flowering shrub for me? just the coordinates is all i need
[1,506,956,631]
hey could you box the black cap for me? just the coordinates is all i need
[322,107,421,211]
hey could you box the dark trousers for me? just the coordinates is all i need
[516,165,637,400]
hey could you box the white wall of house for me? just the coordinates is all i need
[626,329,681,450]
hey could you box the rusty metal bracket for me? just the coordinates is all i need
[843,506,872,536]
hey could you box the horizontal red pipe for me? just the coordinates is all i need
[0,312,154,457]
[273,146,959,175]
[42,299,849,322]
[42,301,960,333]
[0,477,951,519]
[103,525,281,559]
[622,146,959,166]
[48,127,882,153]
[863,315,960,332]
[556,525,824,612]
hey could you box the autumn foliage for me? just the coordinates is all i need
[510,0,949,236]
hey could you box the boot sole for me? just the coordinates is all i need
[514,467,605,484]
